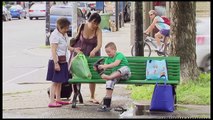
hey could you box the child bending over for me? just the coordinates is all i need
[94,42,131,112]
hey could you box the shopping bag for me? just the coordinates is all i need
[149,79,174,112]
[146,59,168,80]
[70,53,92,79]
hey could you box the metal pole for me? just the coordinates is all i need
[119,1,124,27]
[115,1,119,31]
[118,2,121,28]
[130,2,135,46]
[103,2,105,13]
[134,2,143,56]
[45,1,50,46]
[72,2,78,37]
[121,1,125,27]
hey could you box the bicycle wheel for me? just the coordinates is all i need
[156,44,165,56]
[144,42,151,57]
[161,37,171,56]
[131,43,151,57]
[159,42,170,57]
[131,44,135,56]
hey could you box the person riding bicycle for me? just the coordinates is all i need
[144,10,170,52]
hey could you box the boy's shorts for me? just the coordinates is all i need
[106,66,131,90]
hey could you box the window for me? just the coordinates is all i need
[50,6,72,16]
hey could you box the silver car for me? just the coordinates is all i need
[49,5,86,37]
[78,2,90,16]
[2,6,12,21]
[29,3,46,20]
[196,17,210,72]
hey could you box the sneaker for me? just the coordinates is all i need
[159,48,164,52]
[97,105,111,112]
[114,106,127,114]
[155,47,164,53]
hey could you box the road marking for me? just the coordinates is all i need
[23,48,49,57]
[4,55,16,59]
[3,67,46,85]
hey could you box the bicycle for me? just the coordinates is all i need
[131,33,171,57]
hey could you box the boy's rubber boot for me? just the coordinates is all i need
[97,97,112,112]
[103,97,111,108]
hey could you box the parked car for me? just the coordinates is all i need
[2,6,12,21]
[49,5,86,37]
[88,2,96,11]
[29,3,46,20]
[9,5,27,19]
[77,2,90,16]
[5,4,12,10]
[196,18,210,72]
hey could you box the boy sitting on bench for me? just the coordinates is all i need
[94,42,131,112]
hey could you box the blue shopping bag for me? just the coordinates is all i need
[146,59,168,80]
[149,79,174,112]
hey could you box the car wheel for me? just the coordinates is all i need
[36,17,38,20]
[203,57,210,73]
[30,17,33,20]
[3,15,7,21]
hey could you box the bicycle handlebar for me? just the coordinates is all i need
[143,33,155,42]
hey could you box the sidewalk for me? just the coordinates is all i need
[3,23,210,118]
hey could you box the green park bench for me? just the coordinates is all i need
[68,56,180,108]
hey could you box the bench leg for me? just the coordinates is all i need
[71,84,78,108]
[77,84,83,103]
[71,84,83,108]
[172,85,177,104]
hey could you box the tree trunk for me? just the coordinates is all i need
[170,2,200,82]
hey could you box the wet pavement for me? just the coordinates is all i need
[121,103,211,119]
[3,84,133,118]
[3,81,210,119]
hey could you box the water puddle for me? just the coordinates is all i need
[119,103,195,118]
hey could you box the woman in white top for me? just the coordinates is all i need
[46,17,79,107]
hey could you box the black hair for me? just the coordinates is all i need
[86,12,91,19]
[88,13,101,24]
